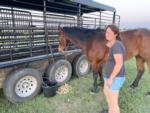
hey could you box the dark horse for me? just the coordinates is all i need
[58,27,150,93]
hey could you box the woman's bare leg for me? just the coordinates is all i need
[108,89,120,113]
[103,82,113,113]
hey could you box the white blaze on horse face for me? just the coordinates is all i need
[58,46,63,52]
[58,29,67,52]
[58,28,71,53]
[58,40,65,52]
[58,37,66,52]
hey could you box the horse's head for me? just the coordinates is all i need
[58,27,70,52]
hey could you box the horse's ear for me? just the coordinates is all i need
[58,27,64,34]
[58,23,63,31]
[58,25,64,36]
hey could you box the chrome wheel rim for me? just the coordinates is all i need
[79,59,89,74]
[55,65,69,83]
[15,75,37,97]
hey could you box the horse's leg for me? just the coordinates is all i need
[91,61,99,93]
[130,56,145,88]
[145,60,150,74]
[98,65,104,87]
[144,60,150,95]
[91,70,99,93]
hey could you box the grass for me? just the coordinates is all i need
[0,58,150,113]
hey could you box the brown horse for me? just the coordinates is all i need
[58,27,150,93]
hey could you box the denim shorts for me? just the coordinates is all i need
[104,76,125,91]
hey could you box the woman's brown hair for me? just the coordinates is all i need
[105,24,120,40]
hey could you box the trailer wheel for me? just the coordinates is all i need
[73,55,91,77]
[47,59,72,85]
[3,68,42,103]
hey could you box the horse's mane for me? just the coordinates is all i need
[62,27,105,42]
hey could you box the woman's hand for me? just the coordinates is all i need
[106,78,113,88]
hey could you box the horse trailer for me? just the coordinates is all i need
[0,0,120,103]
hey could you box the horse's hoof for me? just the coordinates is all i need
[90,91,95,95]
[90,88,96,93]
[130,84,138,89]
[127,87,136,93]
[100,109,108,113]
[145,92,150,96]
[90,87,100,93]
[98,82,104,87]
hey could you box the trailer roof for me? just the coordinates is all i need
[71,0,116,12]
[0,0,116,14]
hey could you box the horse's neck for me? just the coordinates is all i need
[68,37,86,50]
[120,30,131,40]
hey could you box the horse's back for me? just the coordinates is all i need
[138,28,150,60]
[121,28,150,60]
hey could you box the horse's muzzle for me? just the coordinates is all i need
[58,47,64,53]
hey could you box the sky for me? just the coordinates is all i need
[94,0,150,29]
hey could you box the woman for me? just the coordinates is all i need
[101,25,126,113]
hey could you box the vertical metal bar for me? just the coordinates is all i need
[0,9,3,50]
[113,11,116,24]
[94,18,96,28]
[73,17,75,26]
[77,3,81,27]
[43,0,49,54]
[99,10,101,28]
[118,15,120,27]
[10,7,15,61]
[29,12,33,57]
[43,0,55,63]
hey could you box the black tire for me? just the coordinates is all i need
[3,68,42,103]
[73,55,91,77]
[46,59,72,85]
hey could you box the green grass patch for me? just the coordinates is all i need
[0,58,150,113]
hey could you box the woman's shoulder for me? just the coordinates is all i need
[112,40,126,53]
[114,40,124,48]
